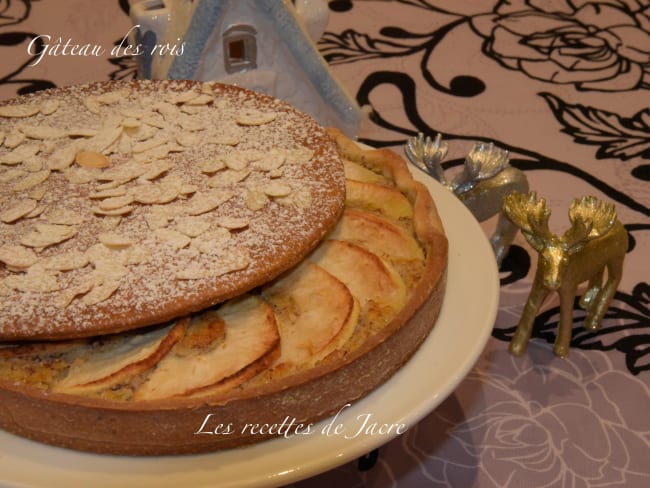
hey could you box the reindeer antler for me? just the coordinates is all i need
[465,141,510,181]
[503,192,554,250]
[563,196,617,248]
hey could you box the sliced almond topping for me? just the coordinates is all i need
[131,184,163,204]
[92,205,134,216]
[89,187,127,199]
[245,189,270,211]
[20,223,77,249]
[262,180,292,197]
[66,128,100,138]
[208,168,250,187]
[204,134,240,146]
[186,189,234,215]
[0,198,37,223]
[198,159,226,174]
[145,210,170,229]
[39,100,60,115]
[12,169,50,192]
[82,280,121,306]
[56,280,94,308]
[216,216,249,230]
[185,93,213,106]
[0,104,40,118]
[48,143,80,171]
[139,160,172,180]
[24,205,45,218]
[175,216,211,237]
[99,195,135,211]
[99,232,133,248]
[132,134,168,154]
[0,168,27,182]
[236,110,278,126]
[23,157,43,172]
[4,267,60,293]
[18,125,67,139]
[0,144,39,165]
[192,228,232,255]
[76,150,110,168]
[43,251,89,271]
[63,166,101,184]
[176,132,201,147]
[28,186,47,201]
[154,228,191,249]
[0,245,39,270]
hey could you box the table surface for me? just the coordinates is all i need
[1,1,649,487]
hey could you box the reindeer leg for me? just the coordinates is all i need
[585,259,623,331]
[491,212,519,267]
[554,287,577,358]
[579,269,603,311]
[510,275,550,356]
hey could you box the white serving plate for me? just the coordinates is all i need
[0,171,499,488]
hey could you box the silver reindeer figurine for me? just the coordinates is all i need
[502,192,628,357]
[405,133,529,265]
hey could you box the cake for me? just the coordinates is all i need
[0,82,447,455]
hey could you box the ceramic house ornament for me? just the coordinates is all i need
[129,0,362,137]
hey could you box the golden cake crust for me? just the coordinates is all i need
[0,128,448,455]
[0,81,346,340]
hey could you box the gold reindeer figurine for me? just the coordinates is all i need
[502,192,628,357]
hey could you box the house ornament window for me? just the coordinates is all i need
[223,24,257,74]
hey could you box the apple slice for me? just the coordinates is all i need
[345,179,413,220]
[343,159,388,185]
[135,295,280,400]
[52,319,187,395]
[262,261,360,373]
[309,240,407,329]
[329,209,424,262]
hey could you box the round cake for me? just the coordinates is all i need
[0,81,345,340]
[0,83,448,455]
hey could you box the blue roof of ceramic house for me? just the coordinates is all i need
[168,0,360,132]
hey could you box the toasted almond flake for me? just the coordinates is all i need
[19,125,67,139]
[84,97,101,114]
[101,215,122,230]
[20,223,77,249]
[176,132,200,147]
[45,208,86,225]
[89,187,127,199]
[24,205,45,218]
[98,161,147,182]
[12,169,50,192]
[192,228,232,255]
[48,143,80,170]
[132,134,168,154]
[82,280,121,306]
[236,110,277,126]
[256,149,286,171]
[141,114,167,129]
[0,104,40,118]
[285,147,315,165]
[216,216,249,230]
[186,189,234,215]
[120,107,146,119]
[262,180,292,197]
[175,217,211,237]
[0,168,27,182]
[224,153,249,171]
[177,116,205,132]
[43,251,89,271]
[208,168,250,187]
[199,159,226,174]
[99,194,135,211]
[180,184,198,195]
[76,150,110,168]
[269,167,284,178]
[130,124,158,142]
[39,100,60,115]
[156,182,181,204]
[121,244,150,265]
[145,211,170,229]
[204,134,240,146]
[67,128,100,137]
[154,228,191,249]
[185,93,213,106]
[4,268,60,293]
[23,157,43,172]
[92,205,134,216]
[245,189,269,211]
[96,89,130,105]
[28,187,46,201]
[83,125,123,153]
[0,144,39,165]
[56,280,94,308]
[63,166,101,184]
[0,245,39,270]
[1,202,37,225]
[140,160,172,180]
[130,184,163,204]
[99,231,133,248]
[170,89,200,104]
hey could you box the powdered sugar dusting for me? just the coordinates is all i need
[0,81,345,340]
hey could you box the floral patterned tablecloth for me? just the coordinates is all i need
[1,1,649,487]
